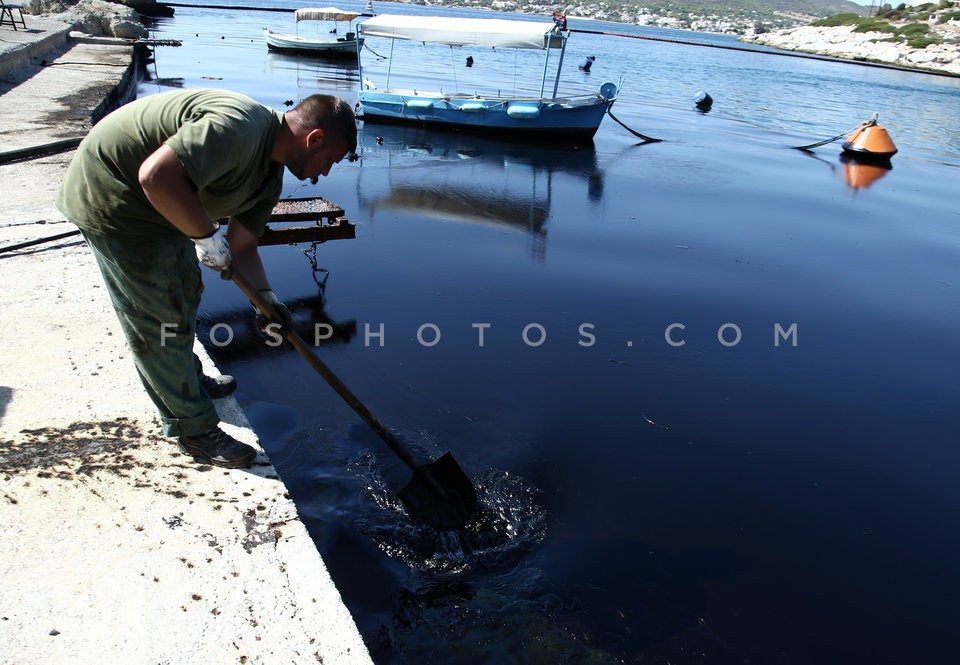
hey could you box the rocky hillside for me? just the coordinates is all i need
[23,0,866,36]
[741,2,960,75]
[420,0,866,33]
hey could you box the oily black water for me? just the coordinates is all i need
[166,2,960,663]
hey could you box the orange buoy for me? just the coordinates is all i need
[841,116,897,162]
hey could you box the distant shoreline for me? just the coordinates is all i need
[571,26,960,79]
[157,2,960,78]
[741,23,960,78]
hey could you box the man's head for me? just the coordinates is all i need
[281,95,357,181]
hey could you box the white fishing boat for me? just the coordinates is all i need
[355,13,617,141]
[264,7,364,57]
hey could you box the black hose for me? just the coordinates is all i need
[0,138,82,164]
[0,230,81,255]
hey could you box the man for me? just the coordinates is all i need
[57,89,356,468]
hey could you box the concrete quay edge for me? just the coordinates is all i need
[0,16,71,80]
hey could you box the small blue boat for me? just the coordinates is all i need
[356,13,618,141]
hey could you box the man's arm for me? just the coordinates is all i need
[226,220,269,290]
[227,220,294,330]
[138,145,218,239]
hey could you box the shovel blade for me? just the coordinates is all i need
[397,452,479,530]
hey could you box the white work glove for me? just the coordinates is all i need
[253,289,293,334]
[191,223,231,272]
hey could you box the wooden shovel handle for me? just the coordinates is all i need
[227,267,423,471]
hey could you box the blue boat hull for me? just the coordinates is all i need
[358,90,612,140]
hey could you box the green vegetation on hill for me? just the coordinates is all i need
[813,1,957,48]
[630,0,858,15]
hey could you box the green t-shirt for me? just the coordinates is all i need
[57,89,284,238]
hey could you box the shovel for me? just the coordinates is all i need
[228,268,479,530]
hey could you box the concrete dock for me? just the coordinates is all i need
[0,14,372,665]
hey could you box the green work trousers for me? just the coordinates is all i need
[82,230,220,437]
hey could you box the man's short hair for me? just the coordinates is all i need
[289,95,357,155]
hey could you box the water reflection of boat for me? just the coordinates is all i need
[359,124,604,182]
[264,7,364,58]
[357,125,605,260]
[374,184,550,233]
[264,51,360,92]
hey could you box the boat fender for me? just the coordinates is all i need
[507,104,541,119]
[694,90,713,112]
[459,102,487,113]
[406,98,434,110]
[841,121,897,161]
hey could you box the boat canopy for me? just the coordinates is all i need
[295,7,361,22]
[357,14,565,49]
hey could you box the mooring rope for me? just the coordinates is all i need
[793,113,878,151]
[362,42,388,60]
[606,105,662,143]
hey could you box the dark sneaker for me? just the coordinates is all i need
[178,428,257,468]
[200,373,237,399]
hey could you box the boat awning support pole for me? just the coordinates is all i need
[356,37,363,88]
[538,37,552,101]
[386,38,395,89]
[552,33,567,98]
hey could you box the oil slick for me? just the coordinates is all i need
[349,449,547,575]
